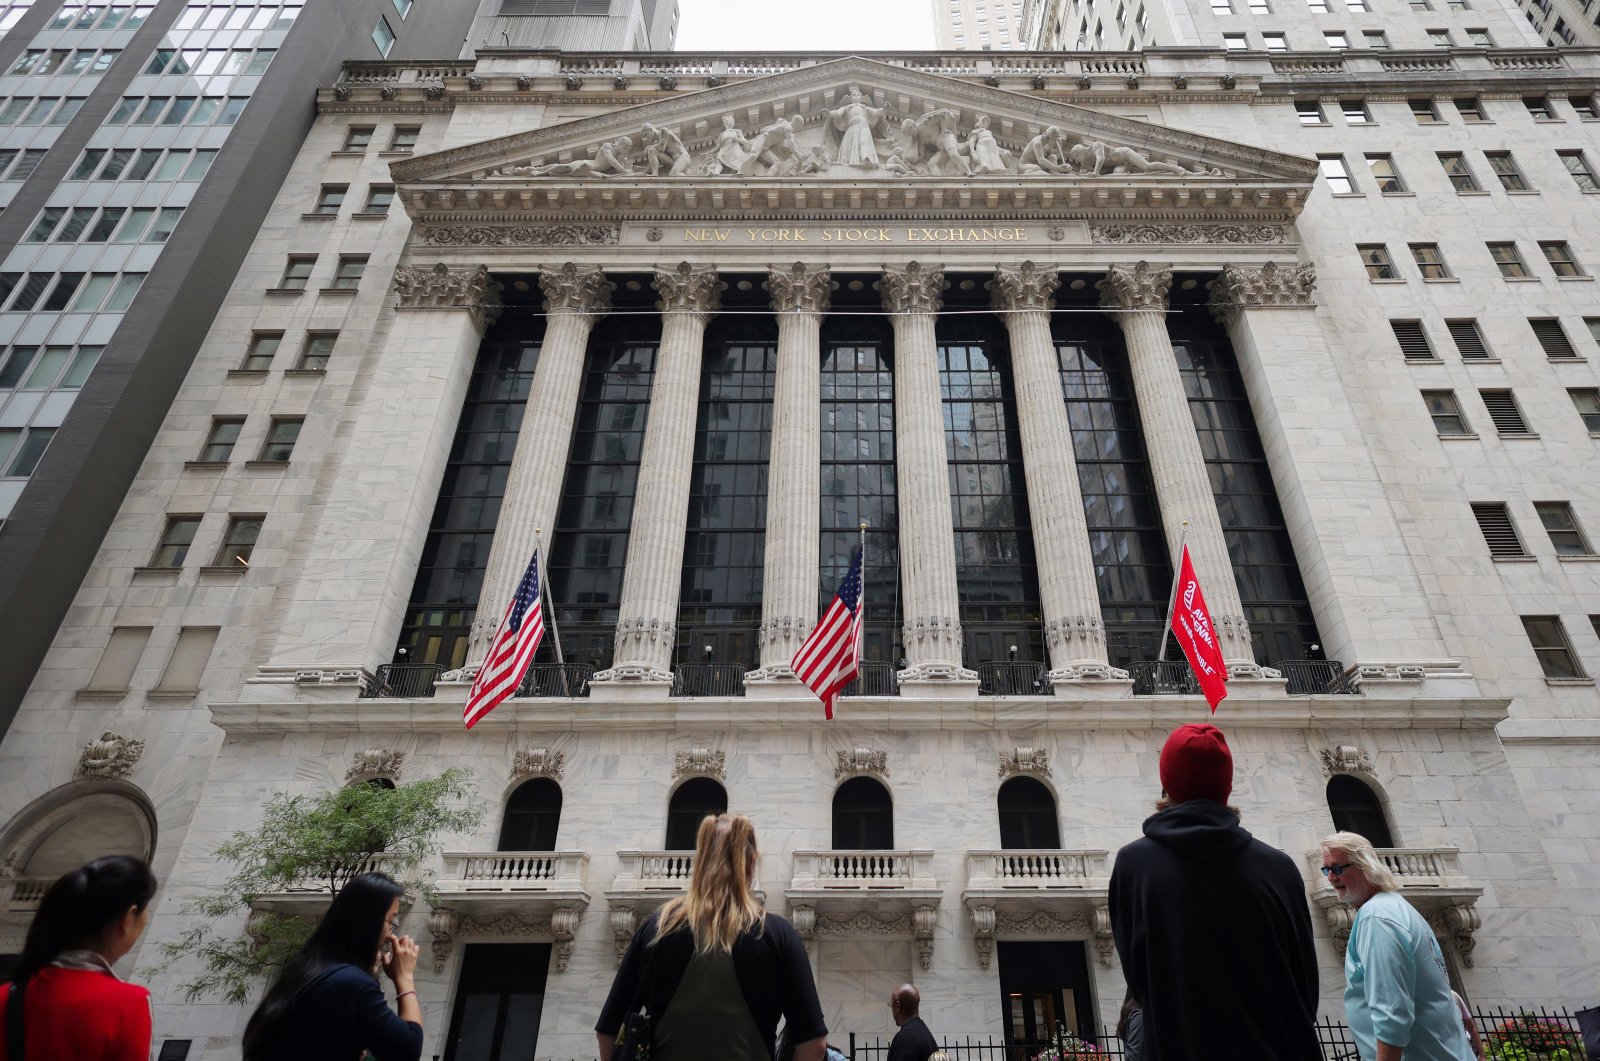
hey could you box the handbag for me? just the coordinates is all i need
[608,1006,652,1061]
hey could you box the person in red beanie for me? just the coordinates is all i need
[1108,723,1320,1061]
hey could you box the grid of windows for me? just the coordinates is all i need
[68,148,218,182]
[23,205,183,243]
[48,5,158,30]
[104,95,247,127]
[0,344,99,395]
[7,48,120,76]
[170,3,302,33]
[0,149,47,181]
[140,45,274,77]
[0,96,87,126]
[0,271,145,312]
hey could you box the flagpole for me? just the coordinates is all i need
[534,529,570,696]
[1156,520,1190,664]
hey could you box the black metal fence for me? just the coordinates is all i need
[670,662,746,697]
[1129,659,1201,695]
[359,663,443,698]
[517,663,594,698]
[977,661,1051,696]
[842,661,900,696]
[1278,658,1360,695]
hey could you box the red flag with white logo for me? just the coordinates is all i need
[1171,544,1229,712]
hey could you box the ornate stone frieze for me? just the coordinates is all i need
[1092,223,1283,245]
[913,904,937,969]
[877,263,945,314]
[75,732,145,780]
[1097,261,1172,312]
[1207,261,1318,326]
[423,85,444,102]
[989,261,1060,312]
[835,747,888,779]
[539,263,613,315]
[417,224,620,248]
[1319,744,1374,779]
[994,908,1092,936]
[816,909,910,936]
[765,263,833,314]
[673,747,726,781]
[653,262,723,318]
[436,907,584,971]
[1092,902,1116,967]
[512,748,565,781]
[393,263,502,331]
[428,908,457,972]
[346,748,403,784]
[610,906,638,964]
[1425,901,1480,966]
[971,904,997,969]
[998,747,1051,779]
[467,75,485,91]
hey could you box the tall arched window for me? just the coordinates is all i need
[664,777,727,850]
[1327,775,1394,848]
[998,776,1061,849]
[498,778,562,852]
[832,776,894,850]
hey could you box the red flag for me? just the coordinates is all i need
[463,550,545,729]
[1170,545,1229,712]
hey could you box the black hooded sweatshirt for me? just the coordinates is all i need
[1109,800,1321,1061]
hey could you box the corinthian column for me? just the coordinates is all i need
[990,263,1124,684]
[747,264,831,690]
[465,264,613,674]
[1098,261,1255,671]
[877,263,977,689]
[592,263,723,689]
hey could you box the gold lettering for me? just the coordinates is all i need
[715,229,730,241]
[686,228,707,241]
[746,229,762,241]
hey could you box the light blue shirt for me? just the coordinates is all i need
[1344,891,1475,1061]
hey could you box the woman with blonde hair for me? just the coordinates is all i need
[596,814,827,1061]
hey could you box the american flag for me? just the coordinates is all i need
[791,547,864,720]
[463,550,545,729]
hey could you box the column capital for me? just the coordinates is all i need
[877,261,946,315]
[1097,261,1172,312]
[1207,261,1318,326]
[394,262,503,331]
[765,262,833,314]
[989,261,1060,312]
[654,262,723,318]
[540,262,614,315]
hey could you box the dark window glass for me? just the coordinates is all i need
[441,944,550,1061]
[998,776,1061,849]
[497,778,562,851]
[1326,775,1394,847]
[832,776,894,850]
[665,777,727,850]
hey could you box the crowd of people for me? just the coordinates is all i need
[0,723,1530,1061]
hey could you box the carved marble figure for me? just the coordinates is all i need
[822,86,890,168]
[917,109,972,176]
[1019,127,1072,175]
[641,123,690,176]
[965,114,1010,174]
[1066,139,1191,176]
[500,135,636,178]
[709,114,755,175]
[743,115,805,176]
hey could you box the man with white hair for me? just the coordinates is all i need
[1320,831,1476,1061]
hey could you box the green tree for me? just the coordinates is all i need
[158,767,483,1004]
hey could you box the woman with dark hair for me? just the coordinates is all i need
[1118,994,1145,1061]
[242,871,423,1061]
[0,854,158,1061]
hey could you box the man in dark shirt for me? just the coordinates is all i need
[886,983,939,1061]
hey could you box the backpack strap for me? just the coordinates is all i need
[5,980,25,1061]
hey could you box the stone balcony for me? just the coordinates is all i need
[2,876,51,914]
[428,850,591,973]
[603,850,696,963]
[249,856,399,915]
[1306,846,1484,964]
[961,849,1113,970]
[785,849,942,969]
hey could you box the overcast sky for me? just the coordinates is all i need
[674,0,936,51]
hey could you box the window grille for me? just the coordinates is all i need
[1470,502,1527,557]
[1480,389,1531,434]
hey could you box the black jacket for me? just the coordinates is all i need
[886,1016,939,1061]
[1109,800,1321,1061]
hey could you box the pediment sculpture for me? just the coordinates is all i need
[490,83,1228,182]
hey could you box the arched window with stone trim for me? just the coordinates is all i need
[497,777,562,852]
[1326,774,1395,848]
[1,781,157,896]
[664,776,727,850]
[998,776,1061,849]
[832,776,893,850]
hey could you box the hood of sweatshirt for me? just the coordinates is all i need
[1140,799,1255,864]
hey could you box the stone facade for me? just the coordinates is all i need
[1,38,1598,1061]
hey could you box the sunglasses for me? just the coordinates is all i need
[1321,863,1355,878]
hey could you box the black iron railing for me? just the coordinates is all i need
[977,661,1051,696]
[1277,659,1360,695]
[669,662,746,697]
[360,663,443,698]
[516,663,594,698]
[1129,659,1201,695]
[841,661,900,696]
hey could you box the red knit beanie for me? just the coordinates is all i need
[1159,723,1233,805]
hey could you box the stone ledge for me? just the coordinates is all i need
[1497,718,1600,744]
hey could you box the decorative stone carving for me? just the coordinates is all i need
[346,748,403,784]
[913,904,937,970]
[790,904,816,941]
[1207,261,1318,326]
[998,747,1051,779]
[989,261,1059,312]
[641,123,691,176]
[512,748,565,781]
[646,226,664,242]
[1426,901,1481,966]
[1047,226,1066,242]
[1097,261,1172,312]
[1093,223,1283,246]
[613,75,630,90]
[1018,127,1070,175]
[539,263,613,315]
[816,910,909,936]
[995,908,1092,935]
[497,135,635,178]
[1220,73,1238,88]
[75,732,144,780]
[983,74,1000,87]
[876,262,945,314]
[1319,744,1374,779]
[673,747,726,781]
[379,85,396,101]
[1076,74,1092,89]
[393,263,503,331]
[610,906,638,964]
[765,262,834,314]
[1319,902,1355,956]
[822,86,890,169]
[595,617,676,684]
[835,747,888,779]
[423,85,444,101]
[1093,901,1115,967]
[653,262,723,318]
[1172,75,1188,89]
[550,907,582,970]
[563,74,582,91]
[447,909,583,971]
[706,75,723,87]
[1068,139,1210,176]
[517,75,532,90]
[1030,74,1047,90]
[658,74,678,90]
[1125,75,1140,89]
[428,908,457,972]
[971,904,996,969]
[467,75,485,91]
[332,85,350,101]
[418,224,620,248]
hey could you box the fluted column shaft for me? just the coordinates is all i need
[1099,262,1254,668]
[594,264,723,684]
[990,264,1122,682]
[749,265,831,682]
[467,265,613,671]
[878,264,976,683]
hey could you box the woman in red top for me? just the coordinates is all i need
[1,855,158,1061]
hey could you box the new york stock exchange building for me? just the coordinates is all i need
[3,39,1600,1061]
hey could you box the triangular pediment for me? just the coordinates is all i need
[392,56,1315,223]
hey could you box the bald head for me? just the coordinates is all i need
[890,983,920,1025]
